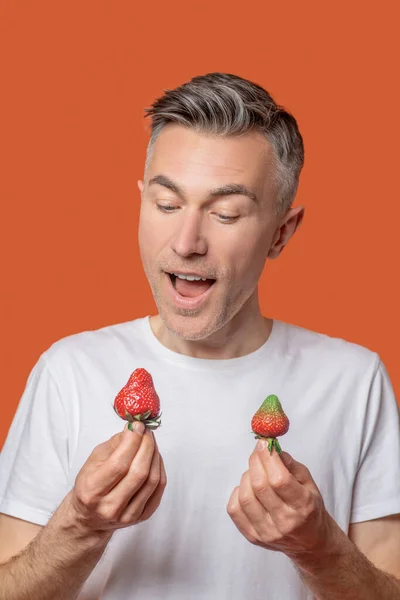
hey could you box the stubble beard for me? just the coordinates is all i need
[148,272,239,342]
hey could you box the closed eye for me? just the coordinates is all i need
[156,204,238,223]
[156,205,177,213]
[217,214,239,223]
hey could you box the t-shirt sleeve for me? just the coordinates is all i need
[0,353,70,526]
[350,358,400,523]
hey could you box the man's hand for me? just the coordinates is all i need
[226,440,335,560]
[66,422,167,536]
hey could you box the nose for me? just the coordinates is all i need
[170,209,207,258]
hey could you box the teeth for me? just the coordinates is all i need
[172,273,207,281]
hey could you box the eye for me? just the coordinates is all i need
[216,214,239,223]
[156,204,178,213]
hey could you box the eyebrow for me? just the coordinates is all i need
[148,174,258,203]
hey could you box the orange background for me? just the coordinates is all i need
[1,1,399,449]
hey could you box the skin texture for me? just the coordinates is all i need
[138,123,304,359]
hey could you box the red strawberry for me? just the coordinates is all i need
[113,368,162,432]
[251,394,289,454]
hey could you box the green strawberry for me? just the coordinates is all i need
[251,394,289,454]
[113,368,162,431]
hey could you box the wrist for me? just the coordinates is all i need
[51,491,113,547]
[288,513,352,576]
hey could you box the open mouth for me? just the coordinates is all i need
[168,273,216,298]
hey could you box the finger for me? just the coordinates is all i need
[280,452,319,490]
[135,454,168,523]
[248,453,286,517]
[133,436,164,506]
[91,422,148,496]
[106,427,156,504]
[85,423,139,474]
[255,444,307,510]
[227,486,262,545]
[239,470,277,532]
[120,447,165,525]
[119,431,160,512]
[117,446,160,524]
[88,430,125,463]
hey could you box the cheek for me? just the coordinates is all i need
[138,211,160,251]
[138,214,171,277]
[229,233,268,281]
[138,217,155,269]
[139,205,171,248]
[137,219,147,257]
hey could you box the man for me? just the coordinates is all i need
[0,72,399,599]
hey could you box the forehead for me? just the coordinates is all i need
[146,124,276,190]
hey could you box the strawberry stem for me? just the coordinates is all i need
[267,437,282,455]
[253,433,283,455]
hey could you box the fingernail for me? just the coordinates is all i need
[256,439,266,451]
[133,421,145,435]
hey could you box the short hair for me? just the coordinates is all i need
[144,73,304,215]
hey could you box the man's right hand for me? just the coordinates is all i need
[0,423,165,600]
[66,422,167,535]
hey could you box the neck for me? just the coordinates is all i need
[149,294,273,360]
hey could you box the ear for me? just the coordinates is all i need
[138,180,144,194]
[268,206,305,259]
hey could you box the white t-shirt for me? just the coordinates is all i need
[1,316,399,600]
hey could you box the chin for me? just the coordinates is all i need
[159,305,227,342]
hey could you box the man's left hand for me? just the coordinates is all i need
[227,439,336,560]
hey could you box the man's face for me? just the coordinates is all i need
[138,124,295,341]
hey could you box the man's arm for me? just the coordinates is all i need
[0,514,43,564]
[227,445,400,600]
[0,492,113,600]
[292,515,400,600]
[348,514,400,578]
[0,423,167,600]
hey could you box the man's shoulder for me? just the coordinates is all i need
[42,316,147,367]
[278,319,380,375]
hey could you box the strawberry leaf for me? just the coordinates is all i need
[124,410,134,422]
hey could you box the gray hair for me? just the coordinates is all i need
[144,72,304,215]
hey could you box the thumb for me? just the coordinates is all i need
[90,425,126,460]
